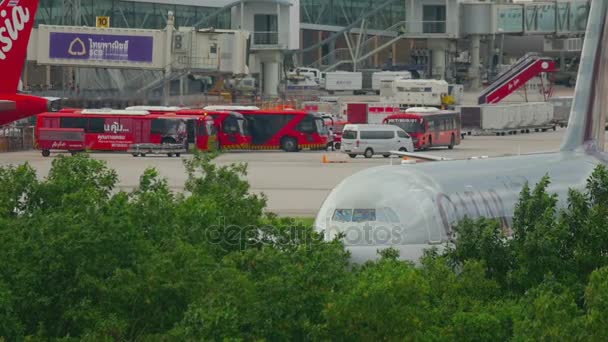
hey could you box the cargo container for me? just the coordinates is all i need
[346,102,401,124]
[548,96,573,127]
[320,72,363,94]
[372,71,412,92]
[457,102,555,136]
[380,79,450,107]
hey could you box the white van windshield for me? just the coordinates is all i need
[342,130,357,139]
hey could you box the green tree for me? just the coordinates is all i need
[584,266,608,340]
[323,258,432,341]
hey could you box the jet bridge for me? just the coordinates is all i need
[26,12,249,80]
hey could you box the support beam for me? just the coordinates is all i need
[469,35,481,90]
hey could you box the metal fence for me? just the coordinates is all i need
[0,126,35,152]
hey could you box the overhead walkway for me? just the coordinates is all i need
[478,53,557,105]
[307,21,409,72]
[287,0,403,68]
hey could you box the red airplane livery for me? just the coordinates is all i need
[0,0,56,126]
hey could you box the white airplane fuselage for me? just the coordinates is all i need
[315,150,606,263]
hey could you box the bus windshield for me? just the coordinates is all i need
[238,118,249,135]
[388,119,424,133]
[315,118,327,135]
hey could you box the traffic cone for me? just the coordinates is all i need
[322,155,328,163]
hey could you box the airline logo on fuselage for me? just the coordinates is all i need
[0,0,31,60]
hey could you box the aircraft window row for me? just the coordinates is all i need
[332,208,400,223]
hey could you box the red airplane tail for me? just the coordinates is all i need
[0,0,39,93]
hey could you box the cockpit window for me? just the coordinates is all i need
[332,207,399,223]
[352,209,376,222]
[332,209,352,222]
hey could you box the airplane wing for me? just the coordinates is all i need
[389,150,453,162]
[0,100,16,112]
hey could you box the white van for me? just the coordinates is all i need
[340,124,414,158]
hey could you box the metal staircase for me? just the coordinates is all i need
[478,53,557,104]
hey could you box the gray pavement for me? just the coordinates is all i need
[1,127,606,217]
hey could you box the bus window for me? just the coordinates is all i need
[296,116,316,133]
[389,119,424,133]
[223,116,240,133]
[87,118,105,133]
[60,117,87,129]
[315,117,327,135]
[151,119,164,135]
[238,117,249,135]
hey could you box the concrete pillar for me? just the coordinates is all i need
[240,1,244,29]
[263,62,279,96]
[46,65,51,87]
[468,35,481,90]
[163,11,175,105]
[432,48,446,80]
[179,76,185,105]
[428,39,448,80]
[391,42,397,66]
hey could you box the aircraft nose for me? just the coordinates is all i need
[314,166,449,262]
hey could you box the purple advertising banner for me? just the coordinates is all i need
[49,32,154,63]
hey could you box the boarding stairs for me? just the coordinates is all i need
[478,53,557,105]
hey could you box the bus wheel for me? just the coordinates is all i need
[175,153,181,157]
[167,153,174,157]
[281,137,298,152]
[448,135,455,150]
[348,154,357,158]
[42,149,50,157]
[364,148,374,158]
[132,153,139,157]
[334,142,341,150]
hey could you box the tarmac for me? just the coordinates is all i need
[2,127,606,217]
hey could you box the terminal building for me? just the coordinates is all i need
[25,0,590,102]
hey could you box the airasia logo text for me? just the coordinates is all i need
[51,141,67,148]
[0,5,30,60]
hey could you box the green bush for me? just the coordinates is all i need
[0,154,607,341]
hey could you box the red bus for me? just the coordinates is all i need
[126,106,252,150]
[382,108,461,150]
[211,107,329,152]
[35,109,217,155]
